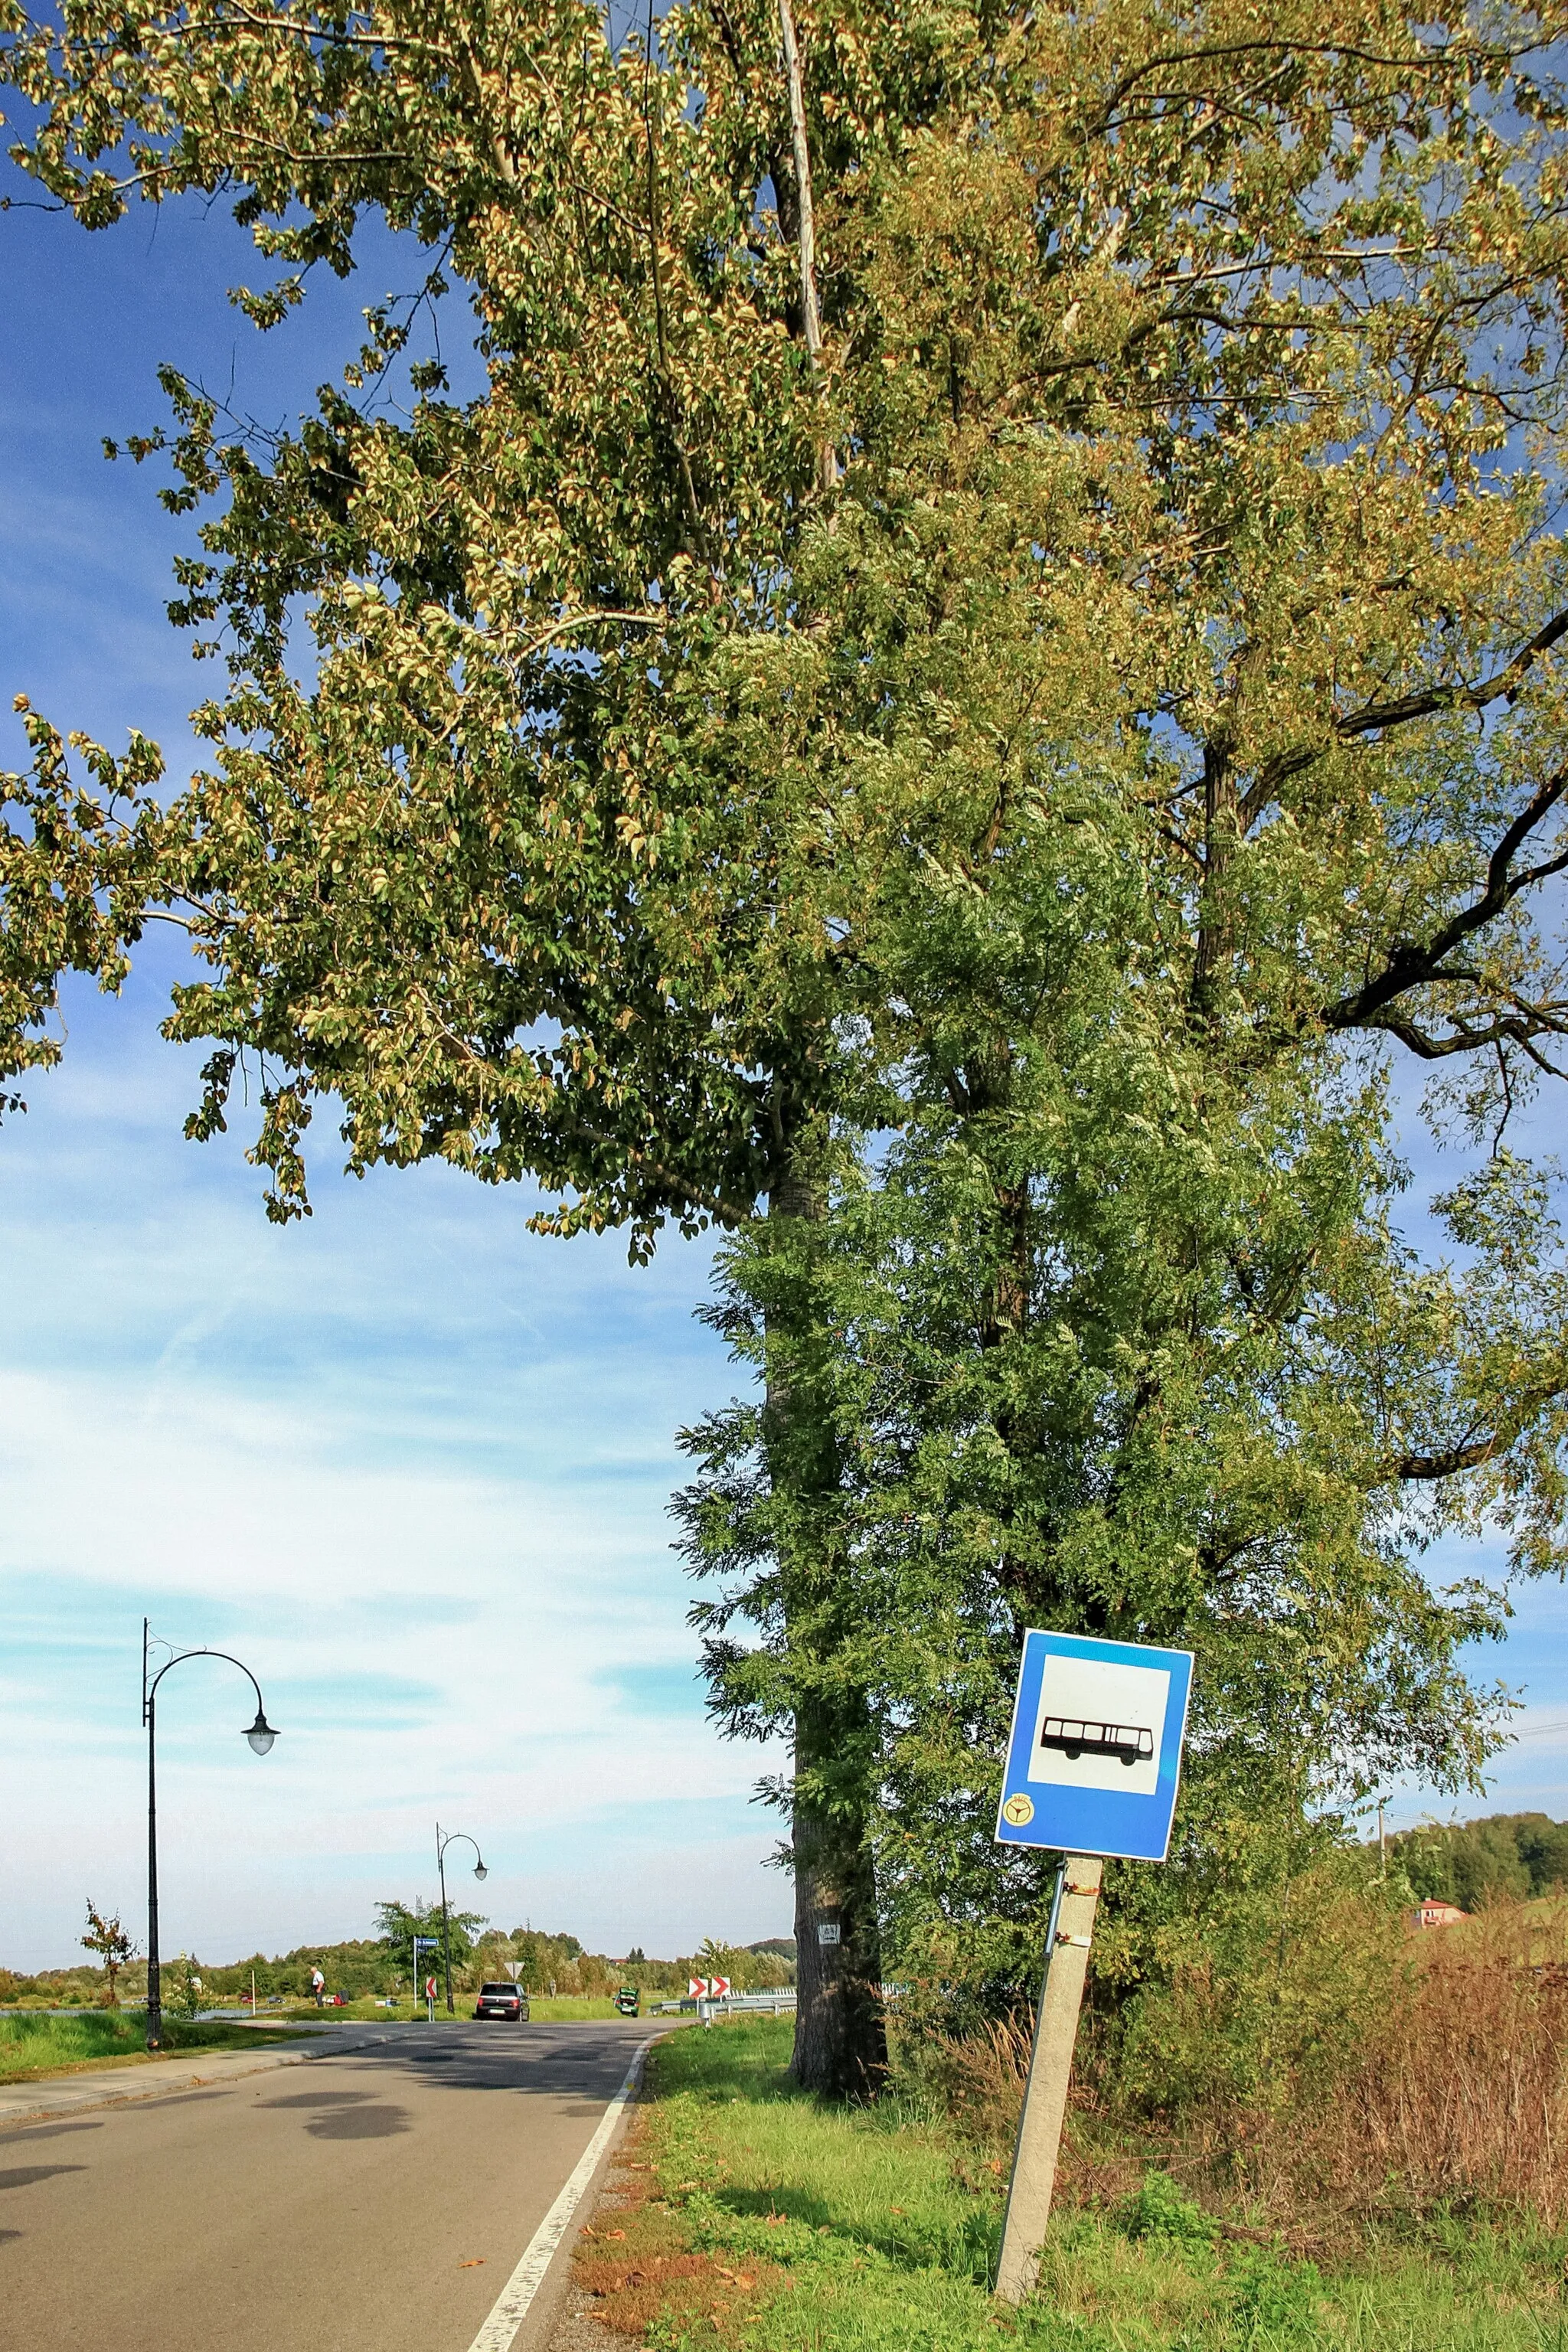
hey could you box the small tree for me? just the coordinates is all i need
[81,1900,135,2009]
[695,1938,750,1990]
[167,1954,203,2022]
[374,1898,485,1990]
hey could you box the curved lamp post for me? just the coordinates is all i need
[142,1618,279,2050]
[435,1823,487,2014]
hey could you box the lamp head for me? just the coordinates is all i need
[244,1710,278,1756]
[473,1860,488,1882]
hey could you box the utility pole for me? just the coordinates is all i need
[995,1858,1102,2304]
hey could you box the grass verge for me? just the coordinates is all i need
[228,1993,634,2024]
[0,2011,312,2083]
[573,2017,1568,2350]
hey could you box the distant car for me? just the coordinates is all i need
[615,1986,640,2017]
[474,1982,529,2021]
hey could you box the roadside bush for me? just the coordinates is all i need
[886,1835,1568,2235]
[1099,1890,1568,2226]
[1098,1846,1410,2132]
[166,1955,204,2022]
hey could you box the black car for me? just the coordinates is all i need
[473,1981,530,2020]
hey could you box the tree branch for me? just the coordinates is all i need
[1322,768,1568,1034]
[1336,606,1568,740]
[778,0,836,492]
[778,0,822,365]
[1394,1380,1568,1481]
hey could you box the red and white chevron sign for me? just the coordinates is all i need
[688,1975,732,1999]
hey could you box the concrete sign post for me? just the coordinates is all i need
[992,1629,1193,2305]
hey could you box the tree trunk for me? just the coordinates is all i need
[791,1689,887,2096]
[764,1155,887,2096]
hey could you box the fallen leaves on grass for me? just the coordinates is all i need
[573,2132,788,2347]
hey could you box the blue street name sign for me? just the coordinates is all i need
[995,1628,1194,1862]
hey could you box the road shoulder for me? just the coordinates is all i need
[531,2141,648,2352]
[499,2033,668,2352]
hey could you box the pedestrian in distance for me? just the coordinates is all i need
[310,1966,325,2007]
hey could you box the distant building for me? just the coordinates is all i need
[1411,1900,1468,1929]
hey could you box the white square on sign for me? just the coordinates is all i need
[1025,1655,1170,1797]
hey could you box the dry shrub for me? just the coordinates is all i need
[902,1896,1568,2233]
[890,2011,1034,2150]
[894,1894,1568,2233]
[887,2007,1143,2210]
[1286,1901,1568,2222]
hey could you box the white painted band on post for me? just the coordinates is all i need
[465,2036,656,2352]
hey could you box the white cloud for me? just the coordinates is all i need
[0,969,786,1971]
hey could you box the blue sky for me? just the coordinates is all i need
[0,181,789,1970]
[2,151,1565,1972]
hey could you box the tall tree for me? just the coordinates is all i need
[6,0,1568,2082]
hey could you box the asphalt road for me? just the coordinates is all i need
[0,2016,652,2352]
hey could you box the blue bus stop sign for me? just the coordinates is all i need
[995,1628,1193,1862]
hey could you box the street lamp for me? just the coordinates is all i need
[435,1822,487,2015]
[142,1619,279,2051]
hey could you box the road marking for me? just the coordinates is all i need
[464,2037,656,2352]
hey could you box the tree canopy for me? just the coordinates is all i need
[1390,1809,1568,1911]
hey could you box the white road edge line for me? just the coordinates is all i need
[464,2036,658,2352]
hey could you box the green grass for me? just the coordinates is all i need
[207,1994,639,2032]
[239,1998,426,2023]
[524,1994,636,2021]
[217,1991,635,2024]
[0,2011,312,2082]
[619,2018,1568,2352]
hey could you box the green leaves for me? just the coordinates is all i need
[0,702,167,1104]
[8,0,1568,1207]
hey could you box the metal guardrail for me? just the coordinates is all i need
[650,1988,798,2015]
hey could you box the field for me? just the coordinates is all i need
[572,2017,1568,2351]
[0,2011,310,2083]
[217,1992,645,2024]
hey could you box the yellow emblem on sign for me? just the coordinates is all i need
[1001,1792,1035,1827]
